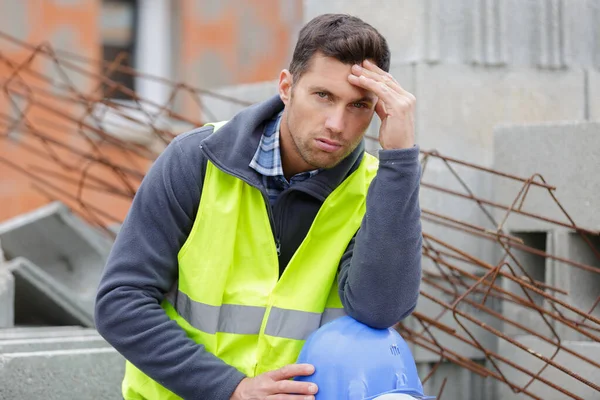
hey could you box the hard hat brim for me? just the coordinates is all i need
[363,389,437,400]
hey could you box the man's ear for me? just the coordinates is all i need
[278,69,293,105]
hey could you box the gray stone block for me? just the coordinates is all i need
[591,68,600,121]
[0,335,108,353]
[496,335,600,400]
[417,64,585,166]
[545,230,600,341]
[0,347,125,399]
[7,257,94,327]
[500,232,554,339]
[0,326,97,341]
[0,269,14,328]
[493,121,600,232]
[0,202,112,320]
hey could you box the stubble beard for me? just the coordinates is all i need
[284,111,359,171]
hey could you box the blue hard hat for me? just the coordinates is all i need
[295,316,435,400]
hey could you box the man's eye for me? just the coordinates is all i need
[352,102,366,108]
[316,92,327,98]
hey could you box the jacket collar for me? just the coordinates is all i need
[200,95,365,201]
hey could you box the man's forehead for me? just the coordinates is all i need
[299,56,377,101]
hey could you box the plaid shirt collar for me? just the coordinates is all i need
[249,111,321,204]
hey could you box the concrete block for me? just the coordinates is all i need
[0,202,112,317]
[406,283,501,363]
[0,347,125,399]
[0,335,108,353]
[0,269,14,328]
[417,360,492,400]
[500,232,554,339]
[496,335,600,400]
[7,257,94,327]
[545,230,600,341]
[591,68,600,121]
[0,326,97,341]
[492,121,600,232]
[417,64,585,166]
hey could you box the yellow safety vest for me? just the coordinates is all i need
[121,121,379,399]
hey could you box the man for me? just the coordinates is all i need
[95,13,422,400]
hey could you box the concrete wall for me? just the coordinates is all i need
[304,0,600,69]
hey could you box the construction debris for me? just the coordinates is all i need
[1,31,599,399]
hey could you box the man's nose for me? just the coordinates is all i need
[324,107,345,134]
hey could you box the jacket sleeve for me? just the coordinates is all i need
[94,130,246,400]
[337,146,423,329]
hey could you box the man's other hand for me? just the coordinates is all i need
[230,364,318,400]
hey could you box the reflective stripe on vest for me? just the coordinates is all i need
[166,288,347,340]
[121,120,379,399]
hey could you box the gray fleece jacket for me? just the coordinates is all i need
[94,95,423,400]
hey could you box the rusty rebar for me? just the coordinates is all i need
[1,32,598,400]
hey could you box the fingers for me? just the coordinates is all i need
[348,71,400,110]
[266,364,315,381]
[266,395,315,400]
[357,61,405,95]
[348,61,416,110]
[270,379,318,396]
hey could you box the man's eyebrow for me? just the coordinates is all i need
[308,86,375,103]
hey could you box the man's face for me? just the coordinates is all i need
[278,53,377,172]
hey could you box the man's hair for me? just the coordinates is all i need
[289,14,390,81]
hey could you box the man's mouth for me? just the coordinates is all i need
[315,138,342,153]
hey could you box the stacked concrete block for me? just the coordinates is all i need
[545,230,600,342]
[0,327,123,398]
[0,326,99,341]
[0,347,124,399]
[415,64,585,166]
[0,268,14,329]
[492,122,600,232]
[499,232,555,339]
[591,68,600,121]
[0,332,108,353]
[7,257,94,327]
[496,335,600,400]
[493,123,600,326]
[492,121,600,399]
[0,201,112,327]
